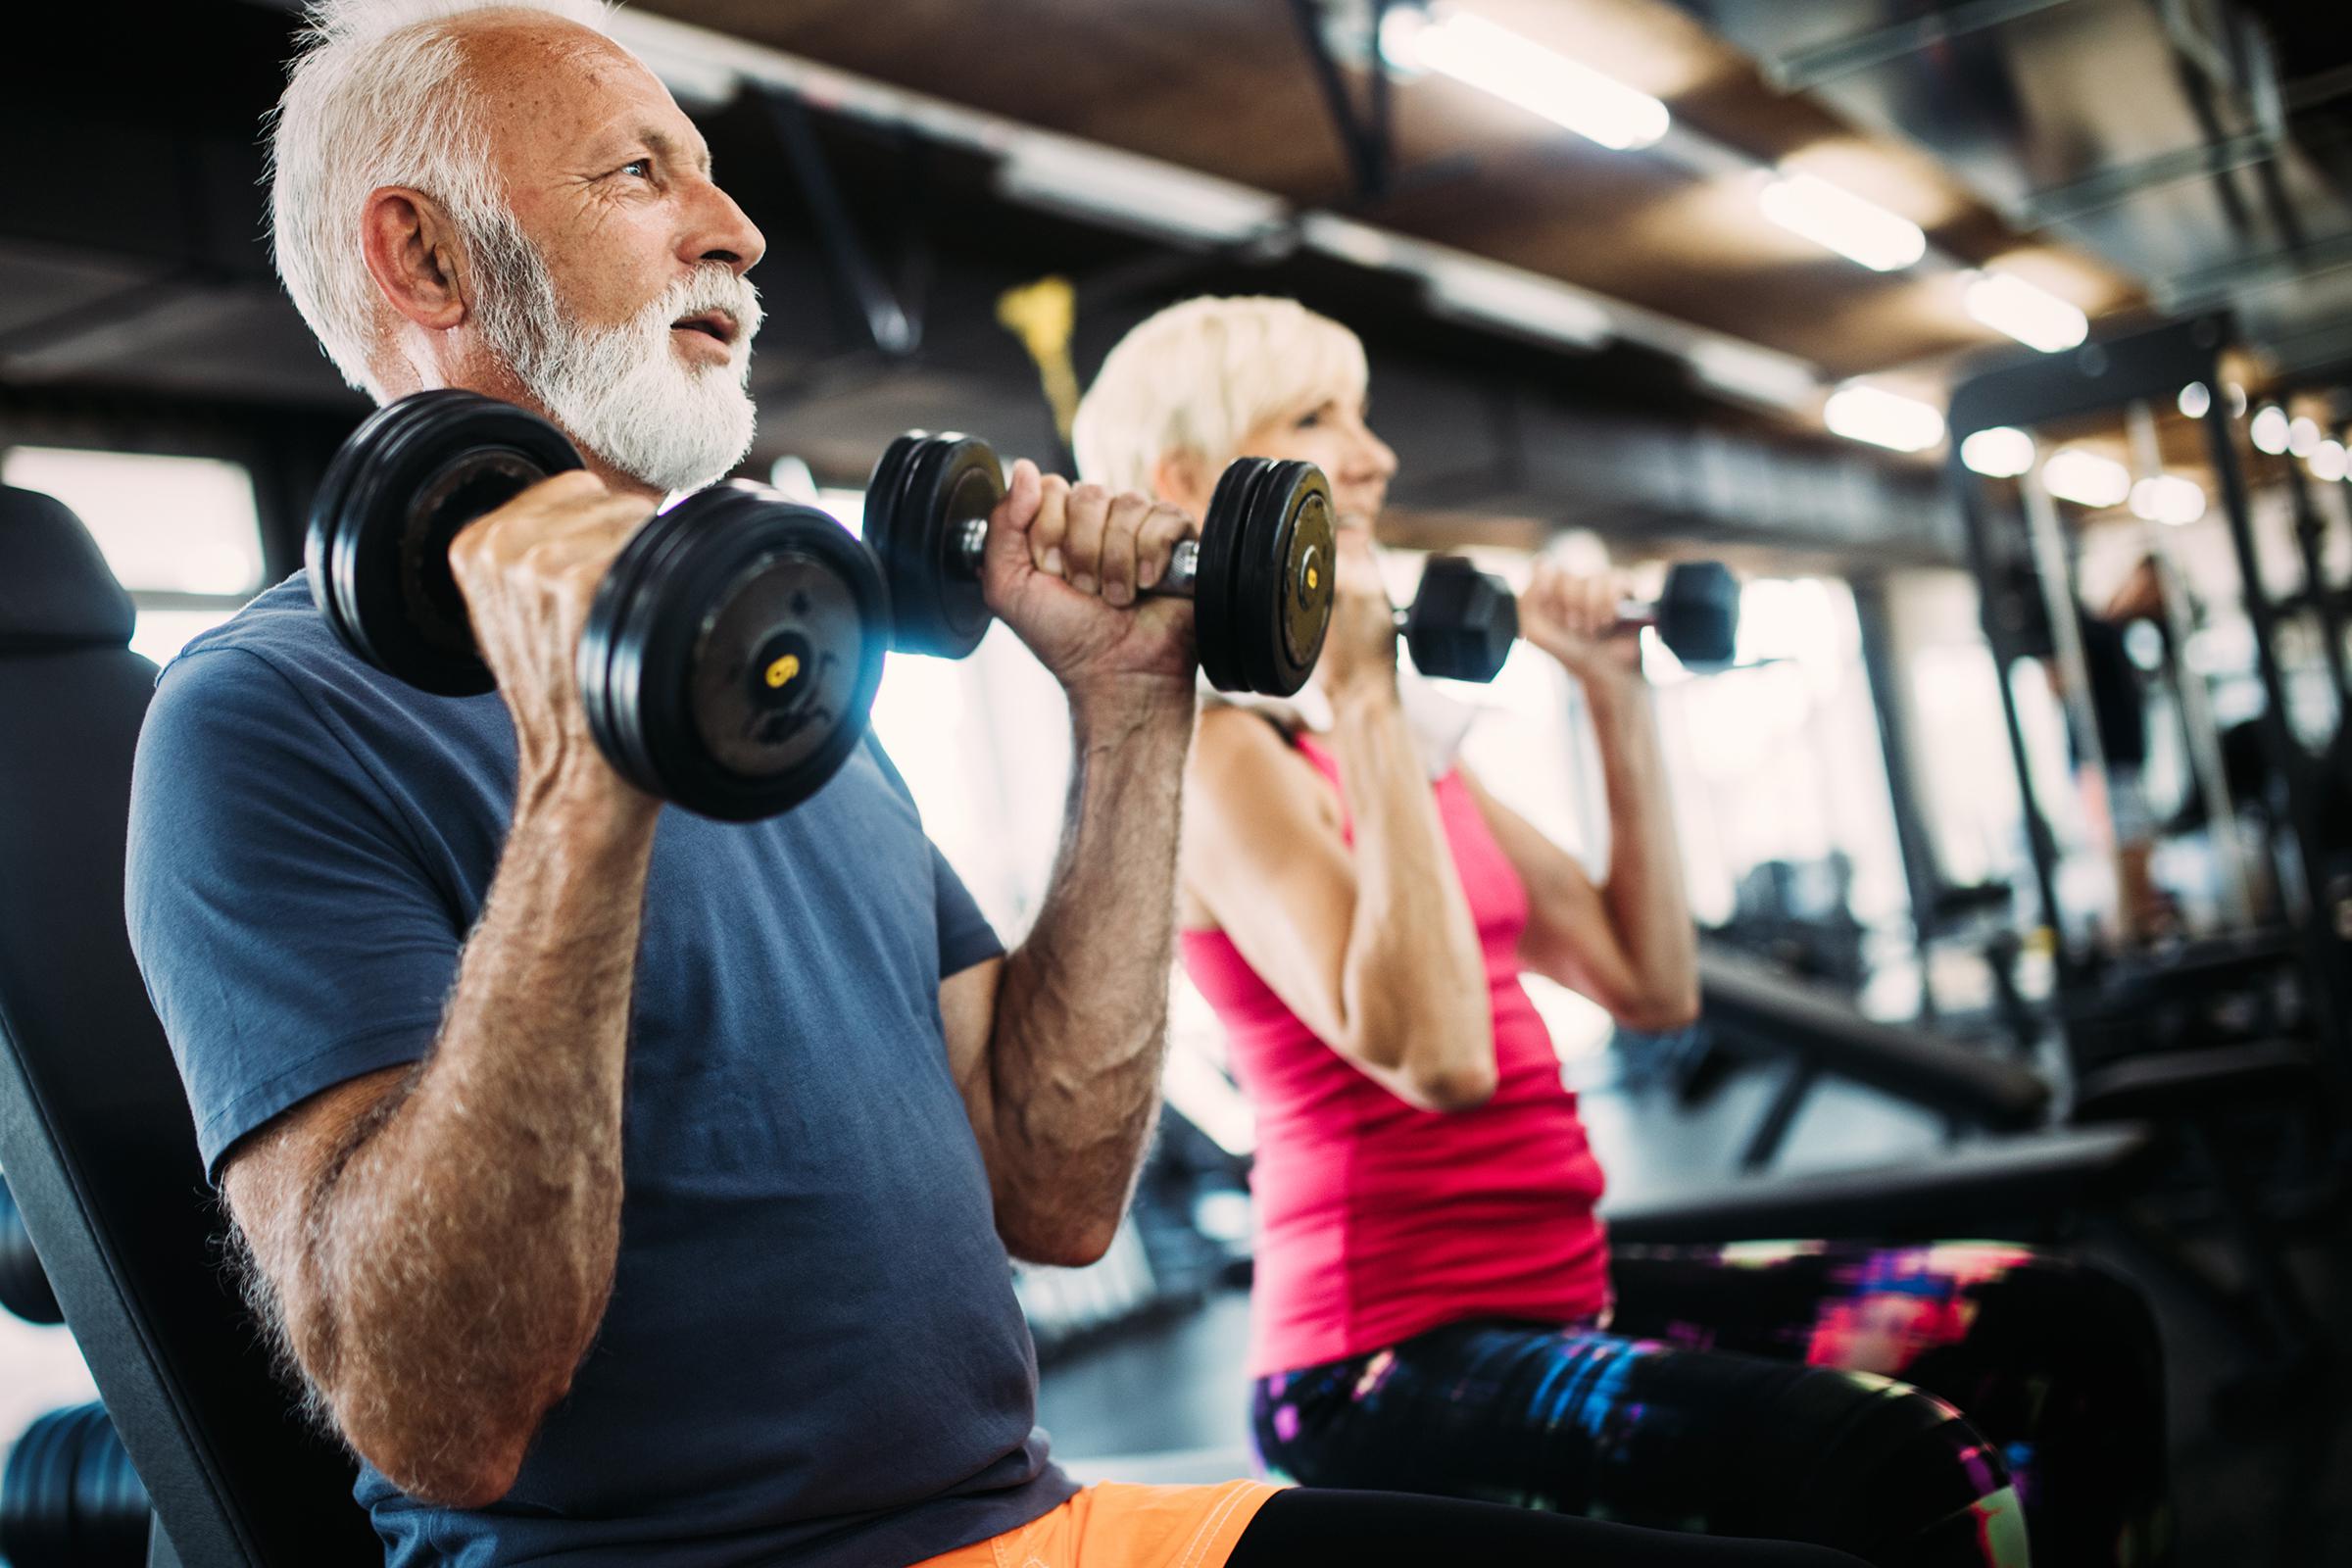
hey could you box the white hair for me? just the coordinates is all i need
[1072,296,1369,495]
[268,0,613,399]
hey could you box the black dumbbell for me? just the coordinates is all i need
[860,434,1337,697]
[308,391,889,820]
[0,1176,62,1327]
[1403,557,1740,683]
[0,1404,151,1568]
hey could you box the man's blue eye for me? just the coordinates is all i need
[618,159,651,179]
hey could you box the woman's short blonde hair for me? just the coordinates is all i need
[1072,296,1368,495]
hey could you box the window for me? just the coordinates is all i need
[0,1313,99,1451]
[2,446,267,665]
[1648,575,1913,1010]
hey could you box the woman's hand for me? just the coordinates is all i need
[1317,530,1400,705]
[1518,560,1642,691]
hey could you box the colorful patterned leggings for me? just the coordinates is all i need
[1250,1242,2172,1568]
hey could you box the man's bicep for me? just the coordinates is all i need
[128,651,462,1181]
[939,956,1005,1154]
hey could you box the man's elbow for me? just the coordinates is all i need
[1001,1204,1122,1270]
[337,1390,545,1508]
[1024,1226,1121,1270]
[399,1449,528,1511]
[329,1363,562,1513]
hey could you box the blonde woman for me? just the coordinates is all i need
[1064,296,2171,1568]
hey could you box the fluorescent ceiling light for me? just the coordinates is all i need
[996,138,1284,245]
[1759,171,1926,272]
[1964,270,2087,352]
[1298,212,1398,269]
[1381,6,1669,151]
[2041,449,2132,509]
[2313,440,2349,483]
[2177,382,2211,418]
[1422,256,1613,350]
[2129,474,2206,525]
[1960,426,2035,477]
[2251,406,2291,455]
[1824,383,1944,452]
[2287,416,2323,457]
[1689,339,1818,411]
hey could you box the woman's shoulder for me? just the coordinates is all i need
[1196,700,1300,762]
[1191,703,1340,820]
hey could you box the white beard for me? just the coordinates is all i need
[471,218,765,496]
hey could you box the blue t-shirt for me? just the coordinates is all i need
[124,576,1076,1567]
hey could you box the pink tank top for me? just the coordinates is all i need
[1181,729,1610,1377]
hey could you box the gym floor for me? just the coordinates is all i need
[1040,1065,2352,1565]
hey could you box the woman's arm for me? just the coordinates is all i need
[1185,692,1496,1111]
[1460,763,1697,1030]
[1492,562,1699,1030]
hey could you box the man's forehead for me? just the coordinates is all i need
[458,17,703,168]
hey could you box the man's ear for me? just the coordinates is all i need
[359,186,468,332]
[1151,448,1210,514]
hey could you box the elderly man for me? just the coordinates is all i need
[124,5,1866,1567]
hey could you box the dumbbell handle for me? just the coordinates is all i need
[1386,589,1663,631]
[955,518,1202,597]
[1615,598,1666,632]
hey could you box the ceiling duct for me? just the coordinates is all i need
[1666,0,2352,373]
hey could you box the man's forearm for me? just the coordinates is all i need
[1587,677,1698,1012]
[282,782,656,1500]
[984,683,1193,1263]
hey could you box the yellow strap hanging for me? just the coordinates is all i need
[996,276,1082,443]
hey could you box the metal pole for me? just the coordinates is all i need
[2201,396,2351,1065]
[2020,466,2115,837]
[2126,401,2256,923]
[2153,536,2256,923]
[1954,464,2069,964]
[1852,574,1947,1018]
[2284,449,2352,711]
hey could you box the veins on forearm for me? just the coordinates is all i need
[273,801,653,1491]
[986,696,1190,1253]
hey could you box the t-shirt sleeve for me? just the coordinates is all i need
[125,648,463,1183]
[858,731,1003,976]
[931,845,1003,978]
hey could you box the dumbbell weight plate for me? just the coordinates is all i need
[1250,462,1335,696]
[307,390,583,695]
[1655,561,1740,669]
[865,433,1000,659]
[1406,556,1518,683]
[0,1403,77,1567]
[0,1403,151,1568]
[0,1178,63,1327]
[578,482,888,821]
[65,1405,149,1567]
[1194,458,1334,697]
[1192,460,1263,695]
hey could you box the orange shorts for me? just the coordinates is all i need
[911,1480,1282,1568]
